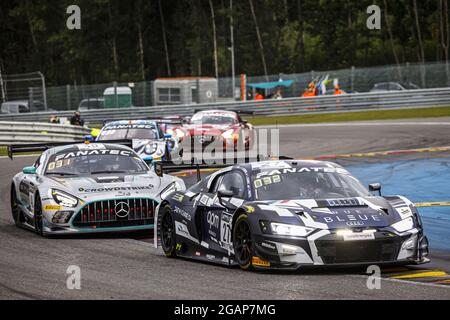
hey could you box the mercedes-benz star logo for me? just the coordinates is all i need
[115,202,130,218]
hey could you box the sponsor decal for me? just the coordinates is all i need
[320,214,382,225]
[44,204,62,211]
[200,195,210,206]
[206,254,215,261]
[105,124,155,130]
[207,211,220,229]
[77,143,106,151]
[243,205,255,213]
[172,194,185,203]
[256,167,349,178]
[174,206,192,222]
[343,232,375,241]
[78,185,154,193]
[322,198,362,207]
[55,149,131,161]
[252,256,271,267]
[176,243,183,251]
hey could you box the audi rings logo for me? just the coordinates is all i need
[115,202,130,218]
[346,221,365,227]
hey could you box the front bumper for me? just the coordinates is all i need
[42,197,158,235]
[252,229,429,270]
[42,223,154,235]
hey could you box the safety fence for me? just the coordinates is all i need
[0,87,449,125]
[0,122,90,145]
[2,61,450,111]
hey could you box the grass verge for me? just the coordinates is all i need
[246,106,450,126]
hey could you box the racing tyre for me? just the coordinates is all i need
[233,214,254,270]
[10,185,23,226]
[160,205,177,258]
[34,194,44,237]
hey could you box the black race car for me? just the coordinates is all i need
[155,160,429,270]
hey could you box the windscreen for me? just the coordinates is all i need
[252,168,369,201]
[191,113,237,125]
[45,148,148,176]
[98,124,158,140]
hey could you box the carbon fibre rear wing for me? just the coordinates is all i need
[103,117,188,127]
[154,161,235,181]
[7,139,134,160]
[153,154,277,181]
[193,109,255,117]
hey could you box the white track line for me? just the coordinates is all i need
[258,122,450,129]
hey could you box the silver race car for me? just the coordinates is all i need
[96,120,182,162]
[9,142,185,236]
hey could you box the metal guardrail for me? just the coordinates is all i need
[0,122,90,145]
[0,87,450,125]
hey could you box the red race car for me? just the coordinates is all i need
[183,110,254,152]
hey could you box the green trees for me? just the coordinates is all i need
[0,0,448,86]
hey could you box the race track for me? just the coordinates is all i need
[1,118,450,300]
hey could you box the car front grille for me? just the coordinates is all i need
[190,135,217,148]
[316,238,403,264]
[72,198,158,229]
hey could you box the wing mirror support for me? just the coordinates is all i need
[217,189,233,208]
[154,162,164,178]
[369,183,382,196]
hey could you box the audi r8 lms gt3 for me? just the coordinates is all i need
[10,142,185,236]
[156,160,429,270]
[96,120,180,162]
[183,110,254,151]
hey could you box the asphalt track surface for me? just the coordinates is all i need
[1,118,450,300]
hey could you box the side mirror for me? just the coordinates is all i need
[369,183,382,196]
[217,189,234,208]
[164,133,172,139]
[23,166,37,175]
[218,190,233,199]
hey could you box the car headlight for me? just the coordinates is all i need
[222,129,239,141]
[176,129,185,140]
[51,189,78,208]
[391,217,415,232]
[144,143,158,155]
[270,223,315,237]
[160,181,184,200]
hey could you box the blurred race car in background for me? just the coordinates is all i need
[156,160,429,270]
[9,142,185,237]
[183,110,254,151]
[96,120,181,162]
